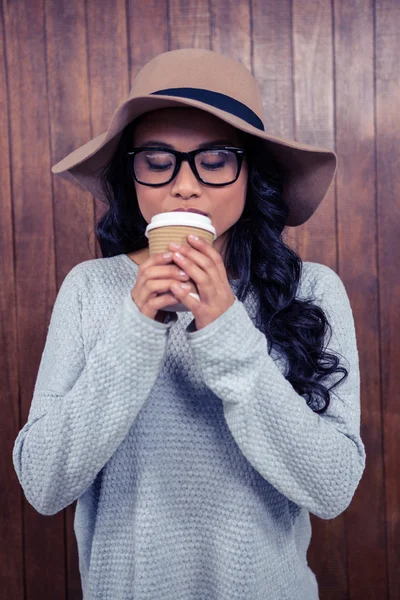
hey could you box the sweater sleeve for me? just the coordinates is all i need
[12,263,174,516]
[185,264,366,520]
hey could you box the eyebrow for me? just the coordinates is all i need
[137,139,236,149]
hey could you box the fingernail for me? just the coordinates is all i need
[163,252,173,259]
[188,292,200,301]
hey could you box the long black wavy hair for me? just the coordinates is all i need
[96,119,348,414]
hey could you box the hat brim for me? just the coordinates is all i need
[51,95,337,227]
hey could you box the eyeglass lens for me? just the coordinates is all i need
[133,149,239,185]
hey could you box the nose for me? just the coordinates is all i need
[169,159,202,199]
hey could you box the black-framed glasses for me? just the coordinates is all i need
[127,146,245,187]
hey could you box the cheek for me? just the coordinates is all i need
[210,185,247,236]
[239,166,249,200]
[135,186,161,222]
[230,176,248,212]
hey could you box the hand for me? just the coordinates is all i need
[168,234,236,330]
[130,251,190,322]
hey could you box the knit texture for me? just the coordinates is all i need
[13,253,366,600]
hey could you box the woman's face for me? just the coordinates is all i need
[132,107,248,259]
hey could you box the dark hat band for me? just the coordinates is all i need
[150,87,265,131]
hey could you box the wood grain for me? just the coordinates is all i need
[85,0,129,260]
[45,1,94,596]
[375,0,400,598]
[291,0,336,268]
[334,0,387,598]
[0,4,24,600]
[210,0,251,69]
[290,3,345,598]
[129,0,169,81]
[3,1,398,598]
[169,0,211,50]
[251,0,294,137]
[3,0,66,598]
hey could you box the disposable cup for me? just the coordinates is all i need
[145,212,216,312]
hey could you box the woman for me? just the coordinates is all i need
[13,48,366,600]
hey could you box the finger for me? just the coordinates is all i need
[186,235,225,276]
[170,250,212,290]
[145,277,189,296]
[145,264,190,281]
[169,242,222,284]
[170,281,201,306]
[150,292,179,310]
[139,251,174,274]
[169,239,221,274]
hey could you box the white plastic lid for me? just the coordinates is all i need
[145,212,217,240]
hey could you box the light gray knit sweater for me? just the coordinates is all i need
[13,253,366,600]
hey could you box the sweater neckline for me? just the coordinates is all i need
[119,253,140,271]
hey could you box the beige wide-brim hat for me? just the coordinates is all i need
[51,48,337,227]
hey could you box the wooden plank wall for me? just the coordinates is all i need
[1,0,398,598]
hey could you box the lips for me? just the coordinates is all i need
[171,208,209,217]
